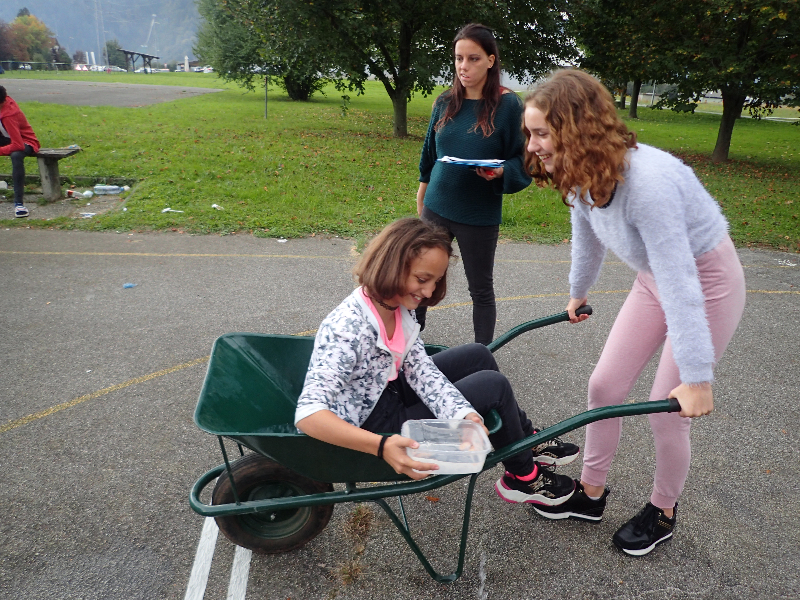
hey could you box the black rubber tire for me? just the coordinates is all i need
[212,453,334,554]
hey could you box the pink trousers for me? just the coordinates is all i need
[581,236,746,508]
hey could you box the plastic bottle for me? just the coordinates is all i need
[93,184,122,195]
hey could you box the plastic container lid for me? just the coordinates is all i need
[401,419,492,474]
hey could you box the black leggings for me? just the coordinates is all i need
[360,343,534,476]
[417,207,500,345]
[0,139,35,205]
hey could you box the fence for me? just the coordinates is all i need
[1,61,77,72]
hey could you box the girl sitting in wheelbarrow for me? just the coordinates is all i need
[295,217,579,506]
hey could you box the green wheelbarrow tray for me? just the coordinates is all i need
[190,307,681,582]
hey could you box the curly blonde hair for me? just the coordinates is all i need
[523,69,637,207]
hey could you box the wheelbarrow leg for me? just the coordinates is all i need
[218,436,241,505]
[372,471,481,583]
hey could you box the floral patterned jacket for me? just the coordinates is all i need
[294,288,476,428]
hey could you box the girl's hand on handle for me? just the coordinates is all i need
[464,412,489,437]
[669,382,713,418]
[381,435,440,480]
[475,166,504,181]
[566,297,590,323]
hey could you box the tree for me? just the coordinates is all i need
[229,0,577,137]
[195,0,267,90]
[568,0,671,119]
[195,0,329,101]
[52,45,71,67]
[17,8,31,18]
[104,39,127,69]
[570,0,800,161]
[654,0,800,162]
[73,50,88,64]
[8,14,56,63]
[0,21,12,61]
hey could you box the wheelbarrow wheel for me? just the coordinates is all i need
[212,453,334,554]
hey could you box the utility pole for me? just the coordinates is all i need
[93,0,109,67]
[94,0,102,65]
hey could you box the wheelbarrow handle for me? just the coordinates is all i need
[486,305,593,353]
[485,397,681,468]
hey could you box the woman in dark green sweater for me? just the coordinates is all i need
[417,23,531,345]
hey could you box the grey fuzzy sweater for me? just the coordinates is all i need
[569,144,729,384]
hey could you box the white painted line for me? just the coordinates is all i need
[226,546,253,600]
[184,517,220,600]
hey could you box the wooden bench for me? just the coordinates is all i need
[36,147,82,201]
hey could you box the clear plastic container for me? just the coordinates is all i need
[401,419,492,474]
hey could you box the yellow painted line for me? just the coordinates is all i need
[2,250,796,269]
[4,287,796,435]
[0,250,351,260]
[293,329,318,337]
[270,287,798,334]
[430,289,631,310]
[0,356,209,434]
[494,259,573,264]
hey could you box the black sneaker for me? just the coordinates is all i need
[532,480,609,522]
[530,429,580,466]
[494,463,575,506]
[612,502,677,556]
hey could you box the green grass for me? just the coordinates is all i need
[3,70,233,88]
[620,107,799,252]
[1,76,798,252]
[687,101,798,120]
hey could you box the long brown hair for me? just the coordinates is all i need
[435,23,506,138]
[523,69,637,207]
[354,218,453,308]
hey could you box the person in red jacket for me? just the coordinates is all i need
[0,85,40,218]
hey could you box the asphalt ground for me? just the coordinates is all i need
[1,228,798,600]
[0,78,223,107]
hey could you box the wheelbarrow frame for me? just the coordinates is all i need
[189,307,681,582]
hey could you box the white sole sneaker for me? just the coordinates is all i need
[494,477,575,506]
[531,451,580,466]
[620,531,673,556]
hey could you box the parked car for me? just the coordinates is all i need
[89,64,106,72]
[202,66,214,73]
[107,65,126,72]
[18,63,32,70]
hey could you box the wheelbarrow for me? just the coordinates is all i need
[189,306,681,582]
